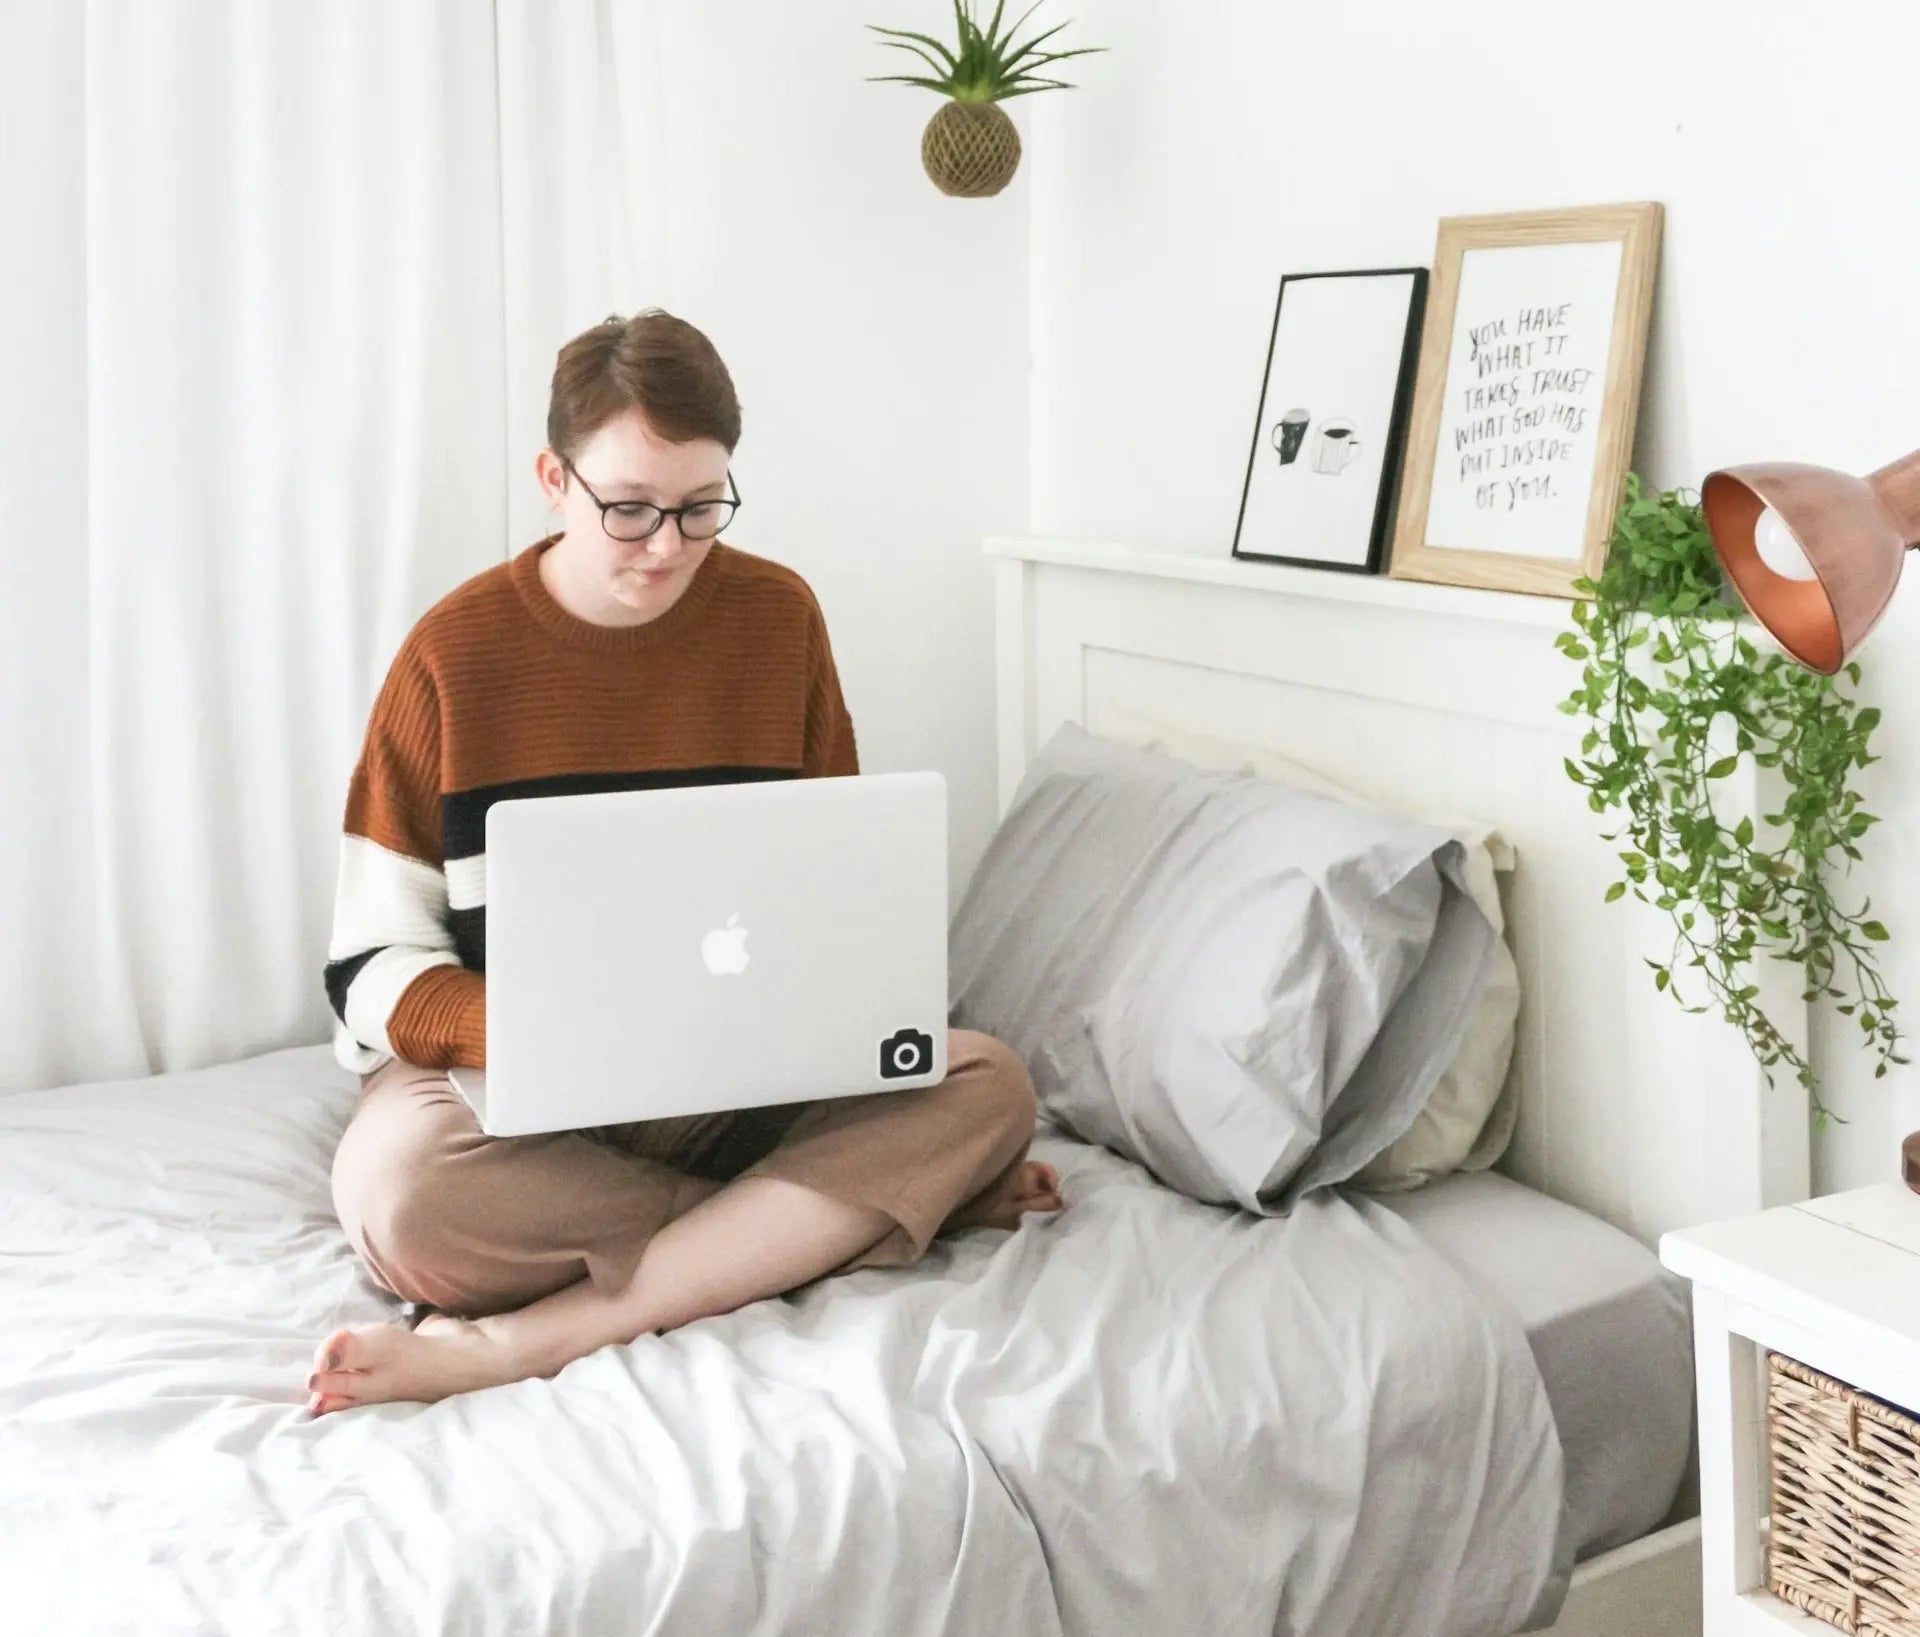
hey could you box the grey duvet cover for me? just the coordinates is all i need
[0,1047,1570,1635]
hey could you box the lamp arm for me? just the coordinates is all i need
[1867,448,1920,547]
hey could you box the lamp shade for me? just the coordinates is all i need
[1701,450,1920,673]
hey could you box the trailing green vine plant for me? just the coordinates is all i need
[1557,474,1903,1124]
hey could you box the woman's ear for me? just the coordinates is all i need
[533,448,567,508]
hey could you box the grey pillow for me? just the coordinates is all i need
[949,723,1495,1212]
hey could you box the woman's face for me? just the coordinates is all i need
[536,409,731,625]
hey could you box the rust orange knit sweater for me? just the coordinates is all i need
[324,536,858,1074]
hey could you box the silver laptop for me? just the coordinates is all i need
[446,772,948,1137]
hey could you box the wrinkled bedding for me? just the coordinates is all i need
[0,1047,1569,1636]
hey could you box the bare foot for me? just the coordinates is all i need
[303,1314,526,1417]
[944,1160,1064,1234]
[303,1171,726,1415]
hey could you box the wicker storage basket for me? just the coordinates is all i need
[1768,1351,1920,1634]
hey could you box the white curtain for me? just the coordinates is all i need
[0,1,644,1090]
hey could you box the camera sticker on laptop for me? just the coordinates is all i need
[879,1028,934,1080]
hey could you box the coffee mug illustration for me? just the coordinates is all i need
[1313,417,1362,475]
[1271,407,1311,466]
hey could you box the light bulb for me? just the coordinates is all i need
[1752,505,1818,582]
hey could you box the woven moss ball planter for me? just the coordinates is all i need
[869,3,1103,202]
[922,100,1022,197]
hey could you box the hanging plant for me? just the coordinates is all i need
[1558,474,1903,1123]
[868,2,1105,198]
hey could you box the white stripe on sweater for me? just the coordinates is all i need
[328,834,455,959]
[333,1020,389,1077]
[330,834,461,1070]
[445,853,487,913]
[343,946,463,1057]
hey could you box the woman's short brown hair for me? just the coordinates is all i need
[546,310,741,459]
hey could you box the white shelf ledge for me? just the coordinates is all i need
[983,535,1576,629]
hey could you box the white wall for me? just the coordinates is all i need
[550,3,1031,903]
[1024,0,1920,1191]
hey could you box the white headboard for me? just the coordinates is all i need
[987,535,1811,1248]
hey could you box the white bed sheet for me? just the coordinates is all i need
[1,1046,1569,1637]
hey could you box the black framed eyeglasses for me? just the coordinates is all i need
[562,458,742,543]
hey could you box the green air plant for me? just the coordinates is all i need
[1557,473,1903,1124]
[869,2,1105,197]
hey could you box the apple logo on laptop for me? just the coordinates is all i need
[701,914,750,976]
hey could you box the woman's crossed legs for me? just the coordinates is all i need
[309,1030,1060,1413]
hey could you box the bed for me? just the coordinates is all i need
[2,1045,1683,1636]
[1,536,1810,1635]
[985,534,1820,1635]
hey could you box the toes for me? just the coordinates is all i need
[1011,1164,1063,1210]
[1013,1162,1060,1203]
[311,1327,366,1374]
[332,1329,382,1370]
[1021,1176,1064,1215]
[306,1323,391,1402]
[328,1324,397,1373]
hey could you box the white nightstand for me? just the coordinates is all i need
[1661,1182,1920,1636]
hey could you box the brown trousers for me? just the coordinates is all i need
[330,1029,1036,1318]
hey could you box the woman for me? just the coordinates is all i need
[308,311,1062,1416]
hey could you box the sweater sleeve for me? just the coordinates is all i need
[324,635,487,1072]
[802,603,859,778]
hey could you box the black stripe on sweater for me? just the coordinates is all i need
[440,765,794,862]
[449,906,486,972]
[323,947,386,1024]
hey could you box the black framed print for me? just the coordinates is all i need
[1231,267,1429,574]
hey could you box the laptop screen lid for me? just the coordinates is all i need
[480,771,947,1136]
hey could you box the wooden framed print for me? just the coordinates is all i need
[1232,267,1428,575]
[1388,202,1662,597]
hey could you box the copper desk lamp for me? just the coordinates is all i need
[1702,451,1920,674]
[1700,448,1920,1188]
